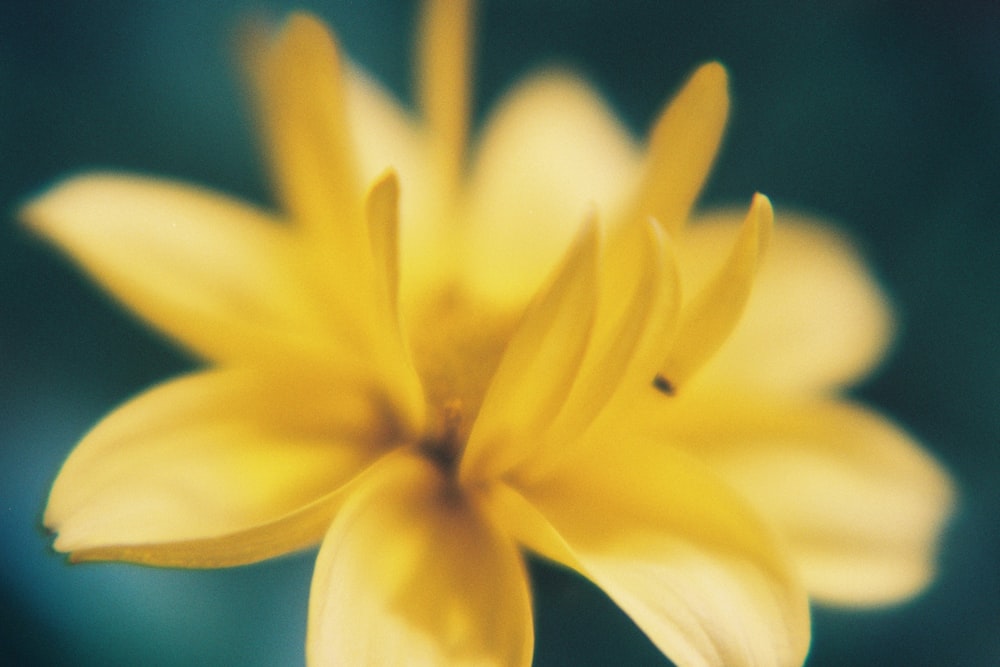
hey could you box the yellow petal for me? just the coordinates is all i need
[363,171,426,426]
[462,71,641,307]
[344,69,450,303]
[308,452,532,667]
[367,169,402,317]
[646,392,955,605]
[346,68,427,196]
[461,216,599,484]
[417,0,474,196]
[45,369,394,566]
[493,429,810,667]
[658,194,772,392]
[624,62,729,236]
[244,13,361,245]
[21,173,340,366]
[517,219,680,482]
[681,211,894,392]
[657,194,774,393]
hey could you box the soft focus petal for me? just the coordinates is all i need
[418,0,473,194]
[494,427,810,667]
[45,369,396,565]
[344,69,450,301]
[362,172,427,426]
[462,71,640,307]
[643,391,955,605]
[308,452,532,667]
[244,13,361,244]
[518,220,680,482]
[461,217,598,483]
[22,173,341,365]
[366,170,403,321]
[246,14,420,366]
[658,194,772,393]
[680,211,895,392]
[623,62,729,236]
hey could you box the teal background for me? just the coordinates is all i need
[2,0,998,665]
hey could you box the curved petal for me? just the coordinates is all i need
[243,13,362,244]
[462,71,641,307]
[658,194,772,393]
[643,392,956,605]
[21,173,346,366]
[344,68,455,304]
[417,0,473,194]
[45,369,397,566]
[361,172,427,427]
[623,62,729,236]
[461,217,598,484]
[345,68,427,202]
[493,427,810,667]
[308,452,532,667]
[517,219,680,483]
[680,211,895,392]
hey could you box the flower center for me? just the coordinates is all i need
[418,399,466,475]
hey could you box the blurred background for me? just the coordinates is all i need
[2,0,998,665]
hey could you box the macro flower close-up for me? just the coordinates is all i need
[6,0,970,666]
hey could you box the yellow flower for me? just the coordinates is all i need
[25,1,953,666]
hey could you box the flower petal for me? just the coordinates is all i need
[492,426,810,667]
[344,69,452,304]
[418,0,473,194]
[624,62,729,236]
[658,194,772,392]
[517,219,681,482]
[681,211,895,392]
[644,392,956,605]
[462,71,640,307]
[244,13,362,244]
[461,216,598,483]
[363,171,426,426]
[367,169,402,318]
[45,369,396,566]
[308,452,532,667]
[22,173,342,366]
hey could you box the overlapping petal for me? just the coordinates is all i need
[679,212,895,392]
[244,13,361,246]
[639,391,955,605]
[344,70,450,304]
[512,219,681,483]
[246,15,434,386]
[27,2,956,666]
[22,173,341,366]
[491,425,810,667]
[418,0,473,195]
[45,369,398,566]
[658,194,772,393]
[462,72,640,307]
[309,452,532,667]
[623,61,729,236]
[461,217,599,483]
[598,62,728,346]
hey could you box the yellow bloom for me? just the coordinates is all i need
[25,1,953,666]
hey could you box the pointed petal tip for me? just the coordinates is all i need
[271,12,343,72]
[239,10,339,67]
[751,191,772,213]
[280,11,335,39]
[748,192,774,256]
[367,168,399,198]
[634,60,730,236]
[692,60,729,90]
[656,192,771,391]
[18,172,100,233]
